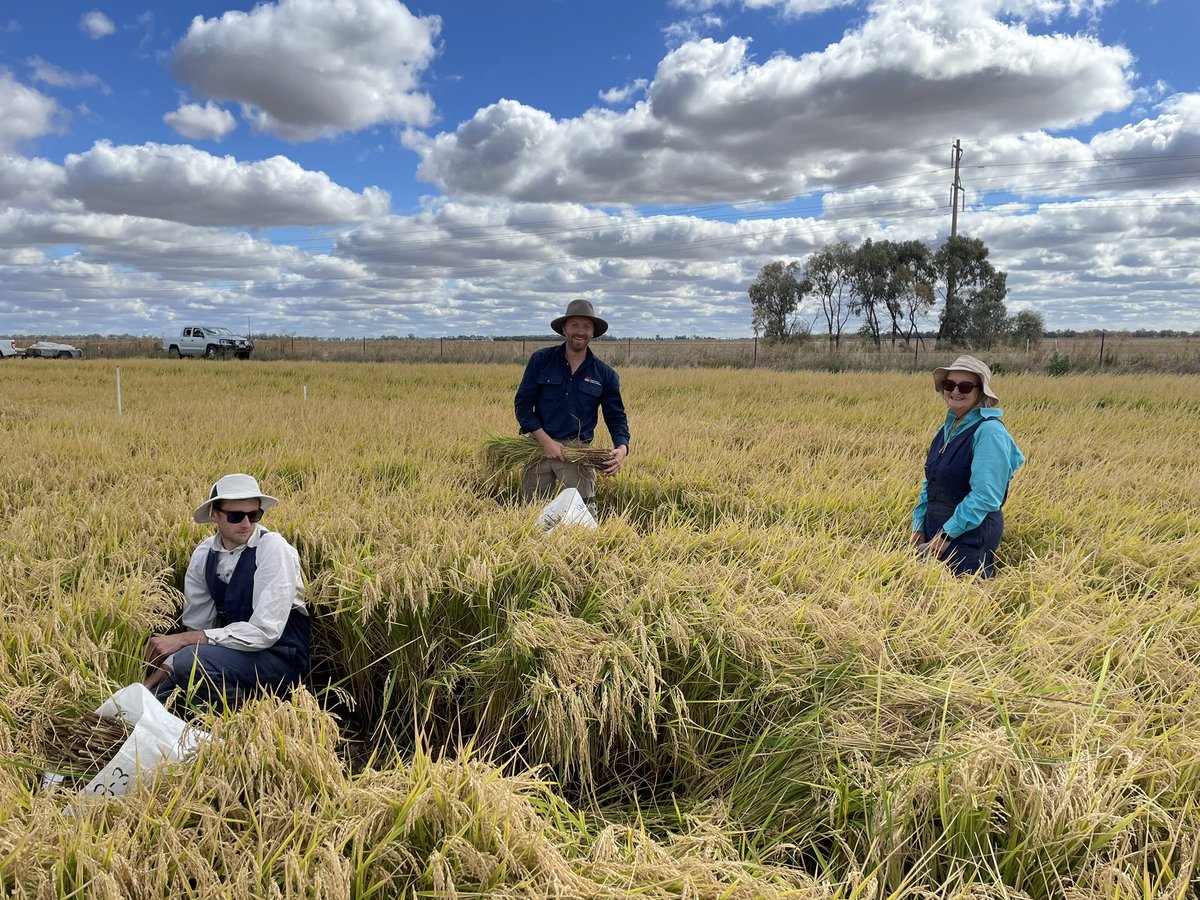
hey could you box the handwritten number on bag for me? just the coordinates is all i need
[89,765,131,796]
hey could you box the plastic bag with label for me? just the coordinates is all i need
[45,683,209,798]
[534,487,598,533]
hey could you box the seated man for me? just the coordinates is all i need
[145,473,310,708]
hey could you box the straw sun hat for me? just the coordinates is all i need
[932,354,999,406]
[193,473,278,524]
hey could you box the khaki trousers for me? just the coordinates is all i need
[520,439,597,505]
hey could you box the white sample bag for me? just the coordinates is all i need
[71,683,208,798]
[535,487,598,533]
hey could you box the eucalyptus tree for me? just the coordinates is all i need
[805,241,855,348]
[748,260,812,341]
[891,239,936,346]
[933,236,1008,347]
[848,239,895,349]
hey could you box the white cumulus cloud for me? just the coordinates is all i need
[79,10,116,39]
[0,72,61,152]
[28,57,108,92]
[599,79,649,105]
[409,1,1133,206]
[0,153,67,208]
[164,101,237,141]
[171,0,440,141]
[62,141,391,227]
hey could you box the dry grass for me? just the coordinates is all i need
[1,359,1198,897]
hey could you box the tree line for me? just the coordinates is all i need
[749,236,1045,350]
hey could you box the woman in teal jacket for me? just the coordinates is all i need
[910,355,1025,578]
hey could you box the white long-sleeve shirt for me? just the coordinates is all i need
[181,525,307,651]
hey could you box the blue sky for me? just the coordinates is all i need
[0,0,1197,338]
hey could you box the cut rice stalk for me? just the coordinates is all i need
[482,434,612,473]
[38,712,132,778]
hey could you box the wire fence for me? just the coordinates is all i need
[7,334,1200,373]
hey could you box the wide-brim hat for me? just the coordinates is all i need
[932,354,999,404]
[193,473,278,523]
[551,298,608,337]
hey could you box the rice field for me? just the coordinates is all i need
[1,358,1198,898]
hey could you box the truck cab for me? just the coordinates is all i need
[164,326,254,359]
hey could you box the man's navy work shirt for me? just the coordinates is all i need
[514,344,631,449]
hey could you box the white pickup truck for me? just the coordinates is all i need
[163,326,255,359]
[1,339,22,359]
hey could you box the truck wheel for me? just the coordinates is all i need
[205,345,217,359]
[57,351,71,359]
[169,346,181,359]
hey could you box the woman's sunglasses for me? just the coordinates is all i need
[941,379,979,394]
[217,508,263,524]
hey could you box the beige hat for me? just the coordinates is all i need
[193,473,278,523]
[932,354,999,406]
[551,298,608,337]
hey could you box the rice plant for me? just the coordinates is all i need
[0,359,1198,898]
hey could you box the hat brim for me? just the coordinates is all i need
[932,358,999,402]
[193,492,278,524]
[551,314,608,337]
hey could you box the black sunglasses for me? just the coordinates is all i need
[941,379,979,394]
[216,508,263,524]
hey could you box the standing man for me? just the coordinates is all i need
[144,473,310,708]
[514,298,631,512]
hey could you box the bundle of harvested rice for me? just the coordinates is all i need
[482,434,612,473]
[37,712,131,779]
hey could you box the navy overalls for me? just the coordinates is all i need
[156,543,310,707]
[922,419,1007,578]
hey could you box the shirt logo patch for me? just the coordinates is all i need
[584,376,601,386]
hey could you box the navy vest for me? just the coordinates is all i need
[204,539,310,670]
[924,419,1010,513]
[921,418,1008,577]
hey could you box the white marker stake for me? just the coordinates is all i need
[115,367,122,416]
[303,385,308,403]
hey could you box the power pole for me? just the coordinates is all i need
[939,139,964,345]
[950,139,963,239]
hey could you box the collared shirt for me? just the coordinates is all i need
[514,343,631,449]
[181,524,307,651]
[910,407,1025,538]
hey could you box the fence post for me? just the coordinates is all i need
[753,336,758,367]
[1098,330,1105,368]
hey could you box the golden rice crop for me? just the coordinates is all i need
[0,358,1198,898]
